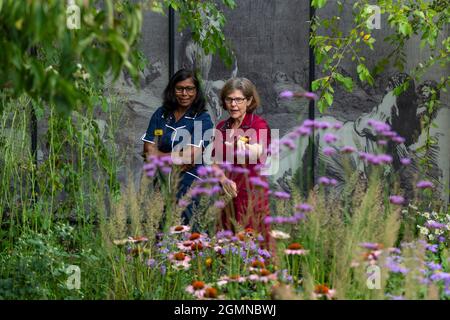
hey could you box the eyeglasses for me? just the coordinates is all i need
[224,97,247,105]
[175,86,196,94]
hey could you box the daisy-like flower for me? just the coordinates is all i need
[203,287,220,299]
[416,180,434,189]
[389,195,405,205]
[249,259,265,272]
[270,230,291,240]
[186,280,207,299]
[177,240,194,252]
[285,242,308,255]
[188,232,207,242]
[249,269,277,283]
[170,225,191,234]
[312,284,336,300]
[169,252,191,270]
[217,275,247,286]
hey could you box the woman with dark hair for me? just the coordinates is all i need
[212,77,273,247]
[142,69,213,225]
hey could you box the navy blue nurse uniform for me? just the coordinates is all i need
[141,106,214,224]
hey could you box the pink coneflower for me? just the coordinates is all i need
[323,146,336,156]
[416,180,434,189]
[312,284,336,300]
[169,252,191,270]
[279,90,294,98]
[248,269,278,283]
[389,195,405,205]
[188,232,207,242]
[303,119,315,128]
[377,140,388,146]
[217,275,247,286]
[177,240,194,252]
[249,259,265,271]
[186,280,207,299]
[323,133,338,144]
[170,225,191,234]
[285,243,308,255]
[400,158,411,165]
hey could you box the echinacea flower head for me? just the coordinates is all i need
[170,225,191,234]
[416,180,434,189]
[285,242,308,255]
[169,252,192,270]
[313,284,336,300]
[273,191,291,200]
[186,280,207,298]
[204,287,218,299]
[389,195,405,205]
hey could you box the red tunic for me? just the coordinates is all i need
[213,113,272,243]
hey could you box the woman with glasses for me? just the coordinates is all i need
[142,69,213,225]
[212,77,272,246]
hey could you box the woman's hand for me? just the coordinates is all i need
[220,176,238,198]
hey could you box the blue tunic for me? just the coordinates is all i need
[141,106,214,224]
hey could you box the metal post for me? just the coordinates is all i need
[307,0,316,191]
[169,6,175,79]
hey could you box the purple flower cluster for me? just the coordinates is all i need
[318,176,338,186]
[416,180,434,189]
[389,195,405,205]
[143,155,173,177]
[358,152,393,165]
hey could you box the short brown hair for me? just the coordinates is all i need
[220,77,261,113]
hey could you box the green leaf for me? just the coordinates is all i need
[312,0,328,9]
